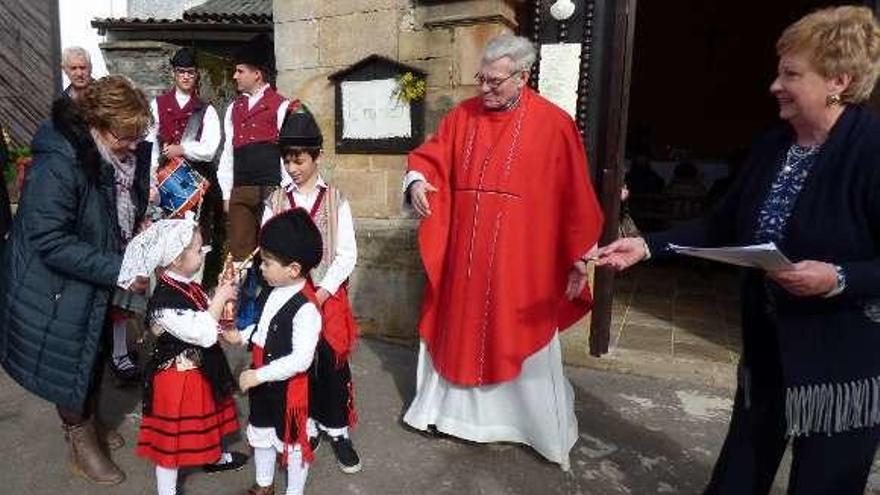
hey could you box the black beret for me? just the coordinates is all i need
[259,208,323,272]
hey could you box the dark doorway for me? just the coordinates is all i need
[612,1,874,368]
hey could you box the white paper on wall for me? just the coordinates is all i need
[341,79,412,139]
[538,43,582,119]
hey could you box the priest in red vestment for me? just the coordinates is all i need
[402,34,604,470]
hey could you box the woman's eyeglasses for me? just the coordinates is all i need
[108,128,146,146]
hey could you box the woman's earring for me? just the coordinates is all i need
[826,94,842,106]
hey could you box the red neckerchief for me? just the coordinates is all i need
[159,272,209,310]
[286,185,326,219]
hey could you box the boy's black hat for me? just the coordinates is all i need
[170,47,197,68]
[234,33,275,76]
[279,101,323,148]
[259,208,323,272]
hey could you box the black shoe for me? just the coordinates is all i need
[309,435,321,453]
[203,451,248,474]
[329,436,361,474]
[108,354,140,384]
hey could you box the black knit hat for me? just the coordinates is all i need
[234,33,275,76]
[259,208,323,272]
[170,47,197,68]
[279,101,323,148]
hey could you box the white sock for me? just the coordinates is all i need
[306,418,318,438]
[285,447,310,495]
[155,465,177,495]
[215,451,232,464]
[316,420,348,439]
[112,321,128,359]
[254,447,276,488]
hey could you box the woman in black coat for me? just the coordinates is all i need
[0,76,152,485]
[597,6,880,494]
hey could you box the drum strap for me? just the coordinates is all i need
[181,105,208,144]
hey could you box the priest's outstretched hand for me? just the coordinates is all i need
[409,180,438,218]
[565,260,589,300]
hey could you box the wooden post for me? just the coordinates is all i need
[587,0,637,356]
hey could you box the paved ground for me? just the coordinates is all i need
[2,338,880,495]
[596,261,741,389]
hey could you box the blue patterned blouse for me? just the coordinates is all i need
[753,144,822,243]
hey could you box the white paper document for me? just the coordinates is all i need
[668,242,793,270]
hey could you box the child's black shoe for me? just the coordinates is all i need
[329,436,361,474]
[203,451,248,474]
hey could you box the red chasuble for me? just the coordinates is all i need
[408,88,604,387]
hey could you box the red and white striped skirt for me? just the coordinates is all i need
[136,368,239,468]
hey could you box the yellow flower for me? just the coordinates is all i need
[395,72,426,103]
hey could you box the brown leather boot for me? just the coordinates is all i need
[94,420,125,451]
[63,419,126,485]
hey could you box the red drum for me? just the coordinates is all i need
[157,157,210,219]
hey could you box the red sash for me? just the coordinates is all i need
[251,345,313,464]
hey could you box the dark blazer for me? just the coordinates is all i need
[0,97,149,412]
[647,105,880,435]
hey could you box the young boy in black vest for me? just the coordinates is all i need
[263,103,361,474]
[228,209,323,495]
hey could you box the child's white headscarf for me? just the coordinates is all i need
[117,213,198,288]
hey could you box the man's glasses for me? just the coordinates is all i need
[174,68,198,78]
[474,71,518,89]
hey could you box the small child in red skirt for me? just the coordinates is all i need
[118,215,247,495]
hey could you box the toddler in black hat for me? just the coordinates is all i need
[261,102,364,475]
[226,209,324,495]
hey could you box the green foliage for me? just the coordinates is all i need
[4,141,31,192]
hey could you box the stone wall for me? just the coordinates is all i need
[101,41,177,100]
[100,40,238,117]
[274,0,595,362]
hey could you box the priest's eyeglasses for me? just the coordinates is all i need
[474,71,518,89]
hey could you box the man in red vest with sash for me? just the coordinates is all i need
[402,34,604,470]
[218,34,290,261]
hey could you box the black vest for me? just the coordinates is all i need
[247,289,309,440]
[233,142,281,186]
[142,279,236,415]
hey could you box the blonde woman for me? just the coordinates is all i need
[598,7,880,494]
